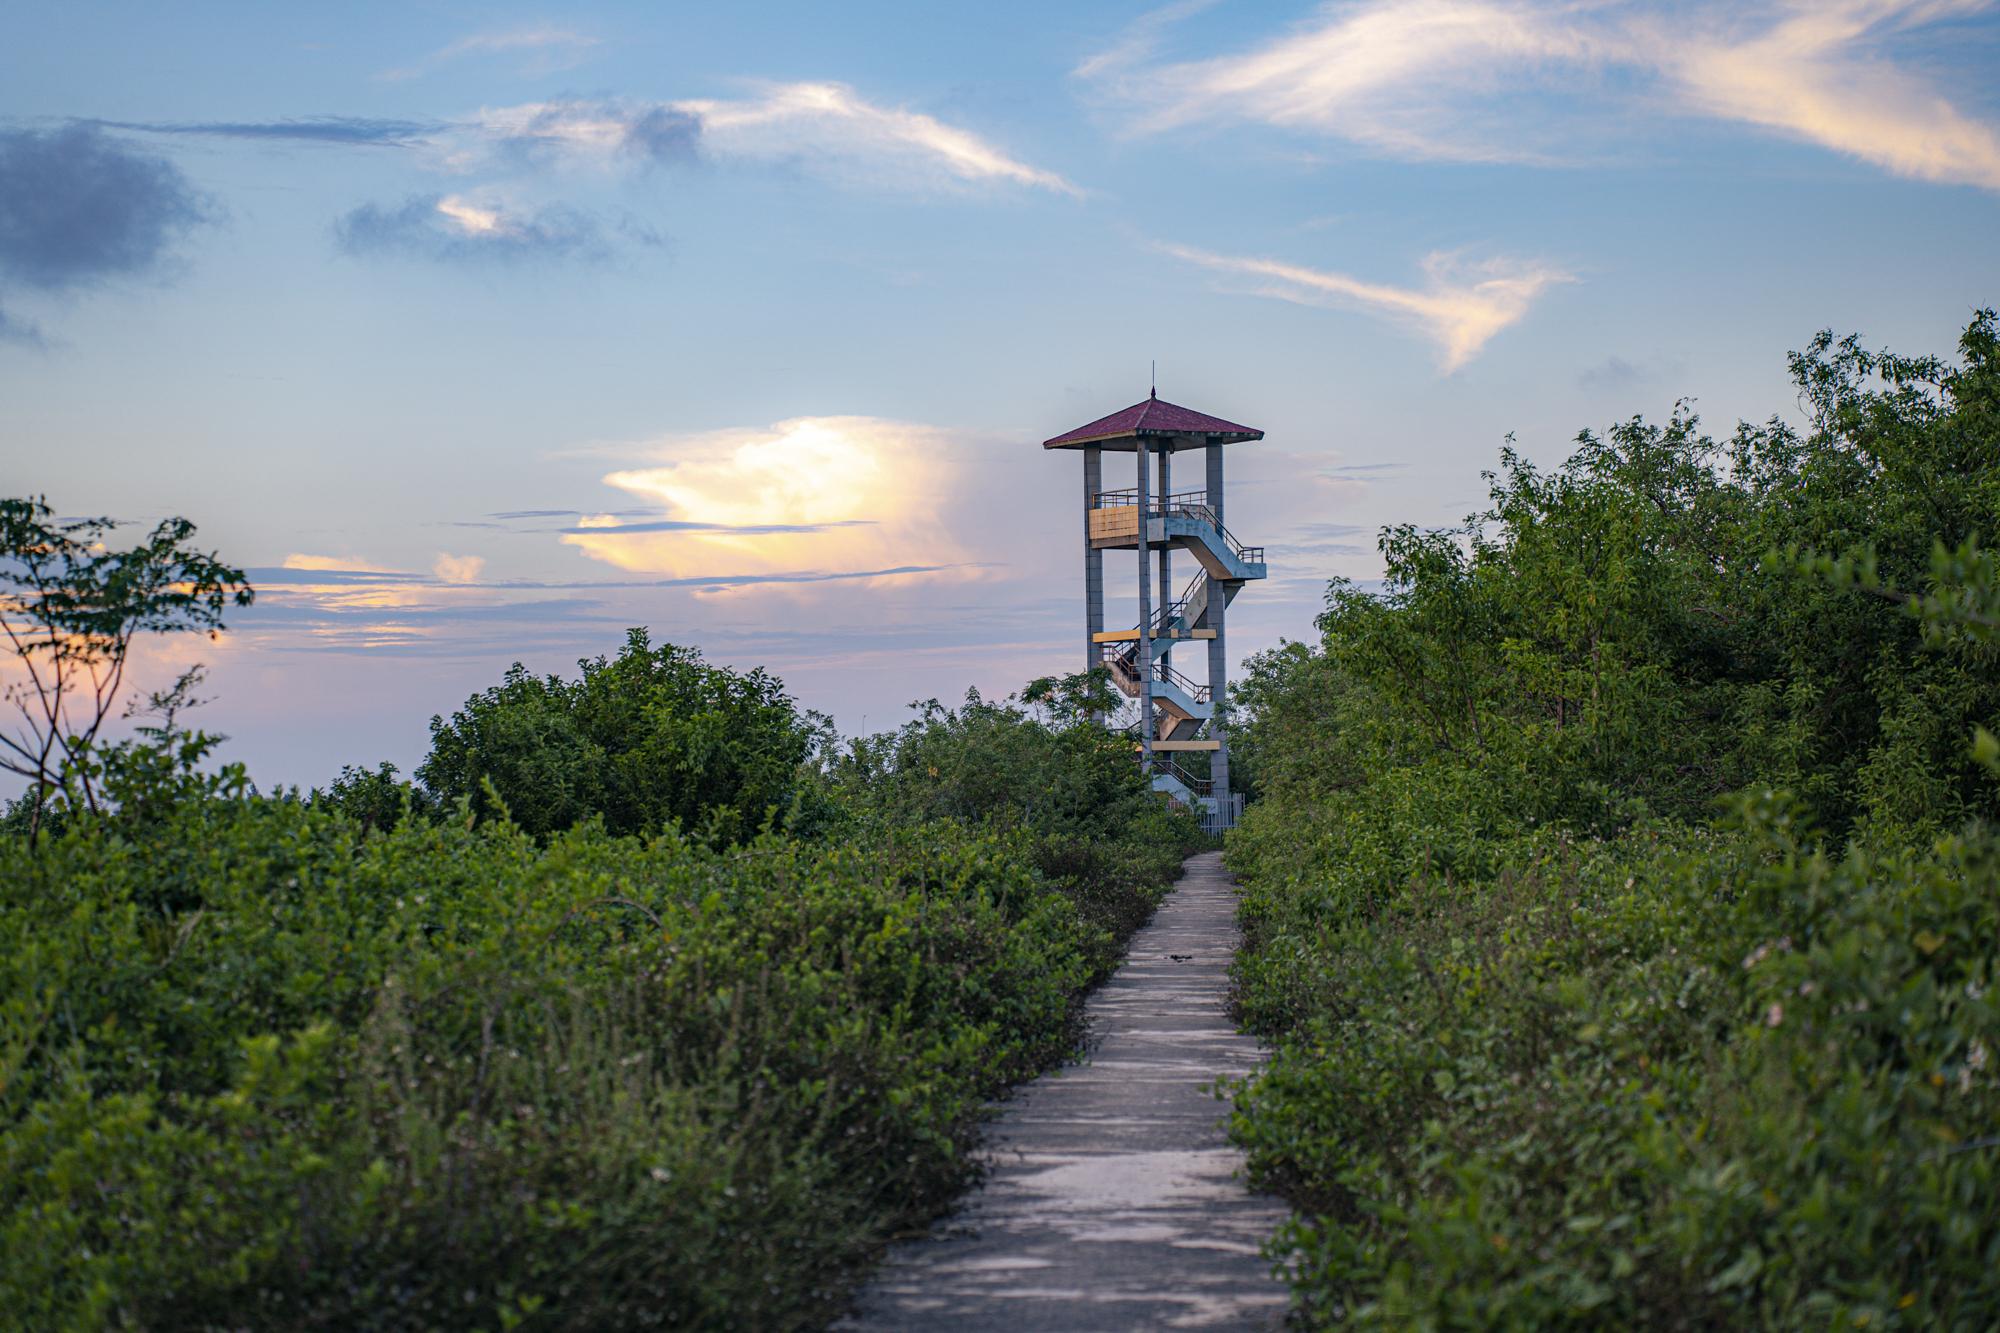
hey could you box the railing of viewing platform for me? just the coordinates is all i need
[1093,488,1264,566]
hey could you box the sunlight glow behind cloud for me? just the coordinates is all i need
[1161,242,1573,369]
[1089,0,2000,189]
[563,416,978,586]
[434,195,503,234]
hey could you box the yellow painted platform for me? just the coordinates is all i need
[1093,629,1216,643]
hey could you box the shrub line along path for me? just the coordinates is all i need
[843,851,1291,1331]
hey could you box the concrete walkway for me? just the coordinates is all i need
[842,851,1291,1331]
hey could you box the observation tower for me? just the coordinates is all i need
[1043,390,1267,829]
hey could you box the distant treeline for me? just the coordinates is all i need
[1224,311,2000,1327]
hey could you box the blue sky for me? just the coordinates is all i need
[4,1,1999,787]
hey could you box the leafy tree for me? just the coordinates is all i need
[417,662,602,839]
[1020,665,1119,726]
[0,497,251,834]
[418,628,816,843]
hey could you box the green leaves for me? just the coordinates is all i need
[0,795,1176,1326]
[415,629,819,845]
[1224,308,2000,1328]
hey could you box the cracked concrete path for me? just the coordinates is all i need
[841,851,1292,1331]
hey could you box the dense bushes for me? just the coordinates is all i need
[830,688,1205,954]
[1225,313,2000,1327]
[1,797,1134,1327]
[415,629,825,843]
[1,659,1199,1327]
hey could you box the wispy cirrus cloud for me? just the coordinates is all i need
[96,81,1069,199]
[100,116,437,147]
[1647,1,2000,190]
[463,85,1075,193]
[678,82,1078,194]
[1087,0,2000,189]
[1160,241,1572,369]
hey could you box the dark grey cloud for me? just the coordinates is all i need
[334,195,608,263]
[100,116,437,147]
[623,106,702,163]
[0,124,207,291]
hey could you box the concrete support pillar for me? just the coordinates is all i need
[1206,442,1230,804]
[1135,441,1155,761]
[1083,447,1103,689]
[1156,443,1171,682]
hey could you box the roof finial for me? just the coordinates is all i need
[1150,360,1156,399]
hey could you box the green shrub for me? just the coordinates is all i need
[0,776,1157,1327]
[1223,312,2000,1328]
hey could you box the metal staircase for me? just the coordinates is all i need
[1090,497,1266,814]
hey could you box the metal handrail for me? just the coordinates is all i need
[1089,490,1264,566]
[1154,659,1211,702]
[1092,486,1209,508]
[1146,757,1213,797]
[1098,644,1210,704]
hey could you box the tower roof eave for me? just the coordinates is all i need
[1042,393,1263,450]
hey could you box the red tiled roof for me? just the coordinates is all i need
[1042,392,1263,448]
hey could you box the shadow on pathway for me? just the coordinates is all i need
[841,850,1292,1331]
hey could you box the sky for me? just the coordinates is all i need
[3,0,1999,789]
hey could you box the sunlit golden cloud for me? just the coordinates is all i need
[563,415,978,589]
[432,552,487,583]
[282,553,401,573]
